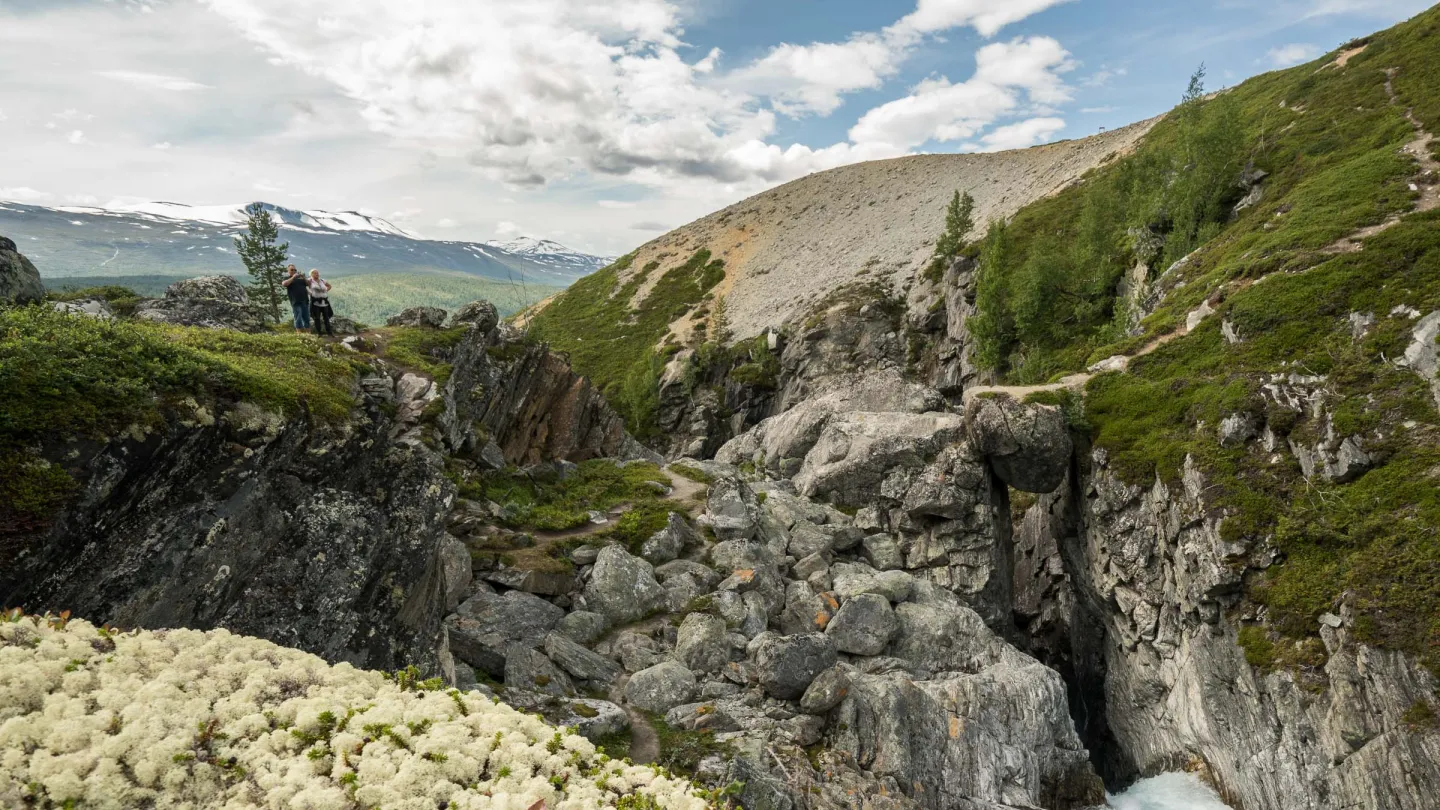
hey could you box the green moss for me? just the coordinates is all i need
[380,326,468,384]
[1238,625,1277,670]
[1403,700,1440,733]
[648,713,732,776]
[479,459,671,533]
[591,728,633,761]
[669,463,715,485]
[47,285,144,317]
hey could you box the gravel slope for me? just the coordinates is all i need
[622,117,1160,343]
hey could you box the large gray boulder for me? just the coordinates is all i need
[674,612,729,673]
[0,236,44,305]
[386,306,448,328]
[444,590,565,677]
[555,610,609,645]
[964,395,1072,494]
[625,660,697,713]
[825,593,898,656]
[583,546,667,625]
[543,632,622,686]
[799,665,852,714]
[134,275,264,332]
[794,411,967,506]
[449,299,499,332]
[504,645,574,696]
[751,632,838,700]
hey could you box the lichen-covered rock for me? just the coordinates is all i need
[963,394,1071,494]
[505,644,575,696]
[640,512,699,565]
[825,593,898,656]
[794,411,967,506]
[799,664,852,714]
[53,298,113,319]
[0,235,44,305]
[543,632,622,687]
[446,590,566,677]
[555,611,609,645]
[707,477,762,541]
[386,306,448,328]
[751,632,838,700]
[625,660,697,713]
[674,612,729,673]
[583,546,666,625]
[134,275,264,332]
[449,299,500,332]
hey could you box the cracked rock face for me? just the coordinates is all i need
[963,394,1072,494]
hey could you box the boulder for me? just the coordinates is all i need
[386,306,448,328]
[964,395,1072,494]
[831,562,913,603]
[0,236,44,304]
[861,534,903,571]
[543,632,622,686]
[779,581,838,636]
[625,660,697,713]
[134,275,264,332]
[504,645,574,696]
[654,559,722,589]
[799,665,851,714]
[787,521,833,558]
[583,546,666,625]
[329,316,363,335]
[555,610,609,645]
[751,632,838,700]
[444,590,565,677]
[794,411,967,506]
[53,299,113,319]
[707,477,761,541]
[640,512,700,565]
[674,612,729,673]
[449,299,500,332]
[437,535,472,613]
[502,690,629,742]
[824,593,898,656]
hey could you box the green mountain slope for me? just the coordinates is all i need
[962,8,1440,672]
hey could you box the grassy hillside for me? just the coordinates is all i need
[961,8,1440,673]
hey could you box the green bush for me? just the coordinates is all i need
[380,326,468,384]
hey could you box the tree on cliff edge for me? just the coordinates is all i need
[234,202,290,324]
[925,190,975,281]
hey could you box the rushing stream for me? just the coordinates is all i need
[1100,772,1233,809]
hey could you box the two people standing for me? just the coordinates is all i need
[281,264,336,336]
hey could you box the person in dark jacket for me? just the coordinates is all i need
[307,268,335,336]
[281,265,311,331]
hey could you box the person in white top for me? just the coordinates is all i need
[307,269,335,336]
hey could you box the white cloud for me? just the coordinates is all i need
[494,220,525,239]
[1266,43,1322,67]
[848,36,1075,150]
[975,116,1066,151]
[436,218,458,228]
[1081,66,1127,88]
[97,70,211,91]
[598,200,637,209]
[67,130,87,145]
[0,187,52,203]
[153,141,173,150]
[896,0,1075,37]
[195,0,1076,188]
[1079,106,1116,114]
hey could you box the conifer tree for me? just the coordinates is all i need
[234,202,290,323]
[926,190,975,280]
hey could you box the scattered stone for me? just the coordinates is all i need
[53,298,113,319]
[640,512,700,565]
[861,534,903,571]
[504,645,574,696]
[571,545,601,566]
[674,612,730,673]
[751,632,837,700]
[708,478,761,541]
[799,665,851,714]
[625,660,697,713]
[386,306,448,328]
[449,299,500,332]
[1218,413,1260,448]
[824,593,899,656]
[445,590,565,677]
[583,546,666,625]
[654,559,722,589]
[544,632,622,686]
[555,611,608,645]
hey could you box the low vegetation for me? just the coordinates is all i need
[380,326,469,384]
[528,250,727,435]
[47,284,145,316]
[0,305,365,531]
[327,272,561,326]
[458,460,671,533]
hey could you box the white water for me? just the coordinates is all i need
[1101,772,1233,809]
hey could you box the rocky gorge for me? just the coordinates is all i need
[6,8,1440,810]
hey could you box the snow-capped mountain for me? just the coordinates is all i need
[484,236,616,275]
[0,200,609,288]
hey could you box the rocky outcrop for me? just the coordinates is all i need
[964,395,1072,494]
[386,306,448,328]
[0,236,44,305]
[0,380,457,673]
[134,275,264,332]
[441,321,659,466]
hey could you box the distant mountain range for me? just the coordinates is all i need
[0,200,614,287]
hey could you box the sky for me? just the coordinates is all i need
[0,0,1433,256]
